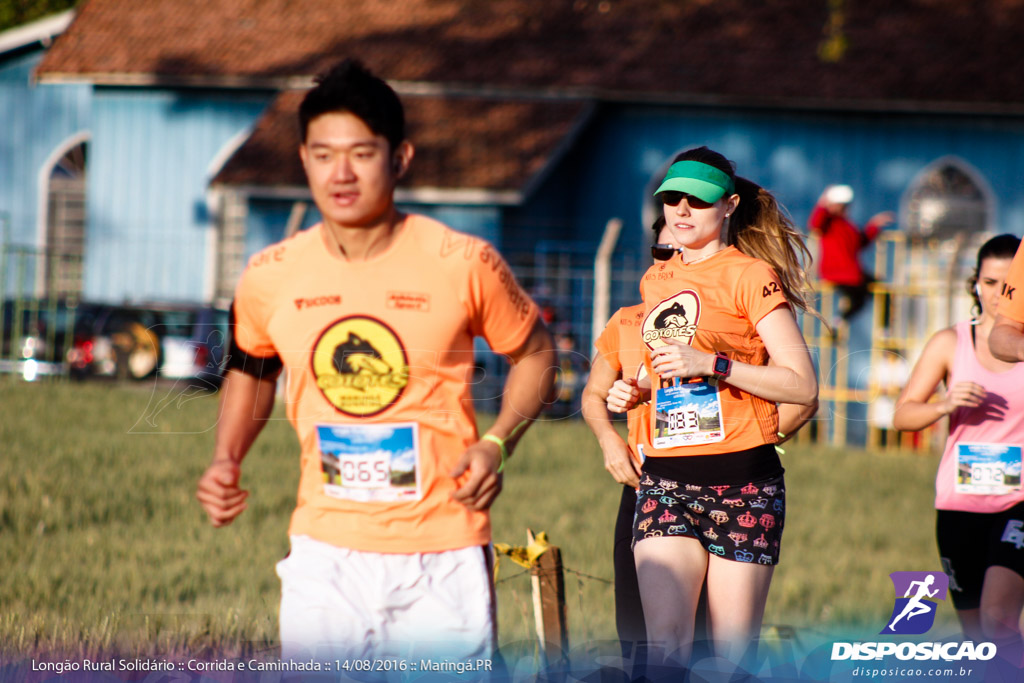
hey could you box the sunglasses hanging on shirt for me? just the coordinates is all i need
[651,244,684,261]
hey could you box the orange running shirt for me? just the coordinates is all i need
[593,304,648,462]
[231,215,538,553]
[1000,243,1024,323]
[637,246,787,457]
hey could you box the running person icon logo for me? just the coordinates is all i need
[881,571,949,635]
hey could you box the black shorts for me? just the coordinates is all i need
[936,502,1024,611]
[632,467,786,566]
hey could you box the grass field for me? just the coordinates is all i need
[0,378,953,662]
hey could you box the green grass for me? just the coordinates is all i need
[0,379,950,661]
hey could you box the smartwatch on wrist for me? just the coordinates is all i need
[710,352,732,386]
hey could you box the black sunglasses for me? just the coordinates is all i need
[651,244,684,261]
[659,191,714,210]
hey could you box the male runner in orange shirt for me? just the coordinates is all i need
[195,58,555,662]
[991,241,1024,362]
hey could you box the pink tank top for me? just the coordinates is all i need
[935,321,1024,512]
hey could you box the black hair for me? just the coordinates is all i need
[673,146,735,178]
[968,233,1021,314]
[298,58,405,150]
[650,216,666,243]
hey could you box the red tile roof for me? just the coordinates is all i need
[36,0,1024,110]
[212,90,590,195]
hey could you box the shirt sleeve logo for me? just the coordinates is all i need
[642,291,701,349]
[311,316,410,416]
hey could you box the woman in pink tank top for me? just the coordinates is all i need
[894,234,1024,649]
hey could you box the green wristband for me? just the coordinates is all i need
[481,421,529,474]
[482,433,508,473]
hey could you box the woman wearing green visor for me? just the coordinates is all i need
[606,146,818,672]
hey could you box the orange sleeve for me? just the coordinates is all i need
[737,260,790,327]
[638,265,652,303]
[594,313,623,373]
[1000,244,1024,324]
[467,242,539,354]
[231,258,278,357]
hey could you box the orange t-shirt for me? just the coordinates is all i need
[637,246,787,457]
[593,304,648,462]
[232,215,538,553]
[1000,243,1024,323]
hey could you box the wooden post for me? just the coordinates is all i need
[528,530,568,667]
[592,218,623,356]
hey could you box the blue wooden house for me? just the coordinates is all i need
[9,0,1024,441]
[0,11,87,296]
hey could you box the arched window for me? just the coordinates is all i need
[902,156,993,241]
[44,140,87,298]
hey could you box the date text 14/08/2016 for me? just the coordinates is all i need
[341,659,494,675]
[32,658,494,676]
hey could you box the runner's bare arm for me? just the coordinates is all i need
[777,400,818,443]
[650,307,817,405]
[196,369,278,527]
[770,357,818,442]
[989,314,1024,363]
[451,319,556,510]
[892,327,986,431]
[582,352,642,487]
[606,374,651,414]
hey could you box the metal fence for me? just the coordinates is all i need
[487,229,988,452]
[471,241,651,417]
[3,223,988,453]
[0,240,83,379]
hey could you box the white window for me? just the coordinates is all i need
[903,156,993,241]
[43,141,87,299]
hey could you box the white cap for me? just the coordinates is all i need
[824,184,854,204]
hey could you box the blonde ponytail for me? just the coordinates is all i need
[729,176,820,320]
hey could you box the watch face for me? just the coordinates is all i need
[714,355,730,375]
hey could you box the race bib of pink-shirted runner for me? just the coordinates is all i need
[316,422,421,502]
[955,442,1022,496]
[652,379,725,448]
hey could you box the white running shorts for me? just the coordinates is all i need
[277,535,496,662]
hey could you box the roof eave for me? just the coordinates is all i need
[212,183,523,206]
[34,71,315,89]
[597,88,1024,118]
[0,9,74,58]
[36,71,1024,117]
[519,101,596,201]
[396,187,522,206]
